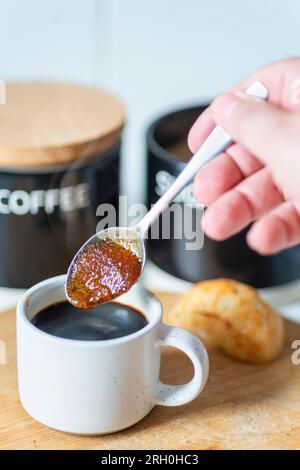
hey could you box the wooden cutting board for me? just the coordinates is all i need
[0,292,300,450]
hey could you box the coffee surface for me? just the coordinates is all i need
[66,239,142,309]
[32,301,147,341]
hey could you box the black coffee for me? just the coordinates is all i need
[31,301,148,341]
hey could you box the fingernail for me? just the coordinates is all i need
[212,93,241,119]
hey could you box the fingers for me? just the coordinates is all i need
[193,144,262,205]
[202,168,283,240]
[211,93,298,167]
[188,58,300,154]
[188,58,300,255]
[247,202,300,255]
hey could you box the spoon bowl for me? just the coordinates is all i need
[65,226,145,307]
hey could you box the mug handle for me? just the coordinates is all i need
[154,324,209,406]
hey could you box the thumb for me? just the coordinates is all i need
[211,92,298,165]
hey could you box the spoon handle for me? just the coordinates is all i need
[138,81,269,236]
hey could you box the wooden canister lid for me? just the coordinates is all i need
[0,82,125,168]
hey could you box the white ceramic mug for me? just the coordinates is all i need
[17,275,209,435]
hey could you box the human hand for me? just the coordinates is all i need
[188,58,300,254]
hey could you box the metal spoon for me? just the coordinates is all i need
[65,81,269,304]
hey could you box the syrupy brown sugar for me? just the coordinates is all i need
[66,239,142,309]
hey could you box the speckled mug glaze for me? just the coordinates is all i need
[17,275,209,435]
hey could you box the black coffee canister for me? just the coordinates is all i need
[0,82,125,288]
[146,105,300,288]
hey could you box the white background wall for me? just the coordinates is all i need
[0,0,300,202]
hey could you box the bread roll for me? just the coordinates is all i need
[168,279,285,364]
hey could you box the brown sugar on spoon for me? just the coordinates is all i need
[66,239,142,309]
